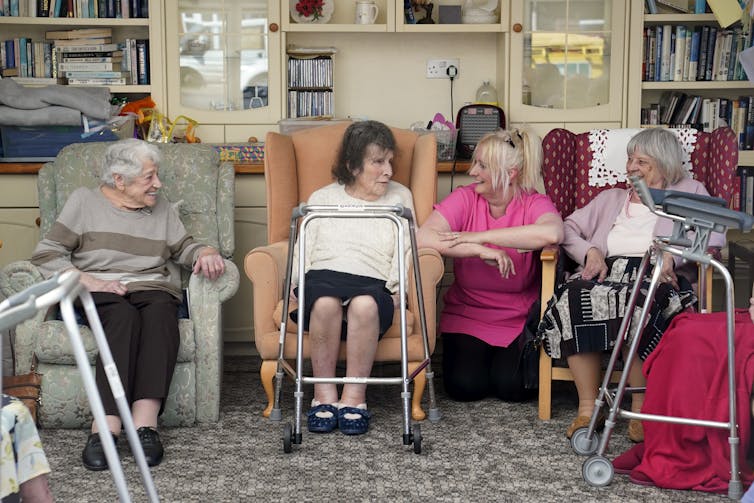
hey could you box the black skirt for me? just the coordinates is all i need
[538,256,697,361]
[291,269,395,340]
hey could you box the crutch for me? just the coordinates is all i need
[0,270,159,503]
[272,203,439,454]
[573,178,754,500]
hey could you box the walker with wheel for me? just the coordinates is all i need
[270,203,440,454]
[569,177,754,500]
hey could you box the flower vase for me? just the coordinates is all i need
[290,0,334,24]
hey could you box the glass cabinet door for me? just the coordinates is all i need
[509,0,626,123]
[164,0,281,125]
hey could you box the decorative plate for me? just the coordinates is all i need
[290,0,334,24]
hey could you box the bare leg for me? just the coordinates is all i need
[566,352,602,417]
[19,474,53,503]
[132,398,161,428]
[340,295,380,407]
[308,296,343,405]
[91,415,122,436]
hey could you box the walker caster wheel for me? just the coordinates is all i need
[282,423,293,453]
[571,427,600,456]
[411,424,422,454]
[582,455,614,487]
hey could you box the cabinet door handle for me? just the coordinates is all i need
[35,217,40,227]
[513,23,522,33]
[270,23,279,32]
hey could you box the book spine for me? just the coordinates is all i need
[745,95,754,150]
[688,27,701,81]
[58,61,114,70]
[646,0,658,14]
[661,25,672,81]
[135,38,148,84]
[705,26,717,81]
[64,70,121,77]
[695,0,707,14]
[697,25,710,80]
[673,25,684,81]
[655,25,663,81]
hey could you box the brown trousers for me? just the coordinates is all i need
[86,290,181,417]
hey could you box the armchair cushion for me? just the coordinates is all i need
[0,142,239,428]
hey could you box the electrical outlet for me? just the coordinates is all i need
[426,58,460,79]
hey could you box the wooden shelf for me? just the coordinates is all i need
[0,160,471,175]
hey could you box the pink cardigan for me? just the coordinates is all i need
[563,178,726,267]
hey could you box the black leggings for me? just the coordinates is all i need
[441,332,533,402]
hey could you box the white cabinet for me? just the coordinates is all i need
[0,176,40,269]
[163,0,282,127]
[507,0,627,126]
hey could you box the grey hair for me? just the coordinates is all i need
[626,128,688,186]
[100,138,161,186]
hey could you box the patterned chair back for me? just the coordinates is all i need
[541,127,740,217]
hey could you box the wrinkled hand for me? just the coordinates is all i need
[80,274,127,295]
[582,248,608,282]
[658,252,679,290]
[480,247,515,278]
[392,294,401,308]
[193,247,225,281]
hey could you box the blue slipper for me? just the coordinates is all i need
[338,406,371,435]
[307,403,339,433]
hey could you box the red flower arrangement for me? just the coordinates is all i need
[295,0,324,20]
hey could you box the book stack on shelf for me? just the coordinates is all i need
[0,0,149,18]
[51,28,148,85]
[286,46,336,119]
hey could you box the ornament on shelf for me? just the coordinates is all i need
[290,0,334,24]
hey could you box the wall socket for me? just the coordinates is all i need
[426,58,459,79]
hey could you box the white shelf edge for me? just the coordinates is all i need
[644,13,717,23]
[642,81,754,90]
[0,16,149,26]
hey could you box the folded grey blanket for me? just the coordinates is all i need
[0,78,112,120]
[0,105,82,126]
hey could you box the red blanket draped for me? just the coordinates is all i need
[618,310,754,493]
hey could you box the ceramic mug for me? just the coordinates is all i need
[355,0,379,24]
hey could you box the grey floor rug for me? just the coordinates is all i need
[39,355,729,502]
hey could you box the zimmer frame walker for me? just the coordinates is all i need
[570,178,754,500]
[271,203,440,454]
[0,270,159,503]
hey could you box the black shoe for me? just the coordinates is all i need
[82,432,118,471]
[137,427,164,467]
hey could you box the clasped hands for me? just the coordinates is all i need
[439,231,515,278]
[582,247,677,290]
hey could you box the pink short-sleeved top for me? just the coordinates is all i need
[435,184,559,347]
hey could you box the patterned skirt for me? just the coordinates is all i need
[537,256,696,361]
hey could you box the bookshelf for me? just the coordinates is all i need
[627,0,754,164]
[286,47,336,118]
[0,7,163,102]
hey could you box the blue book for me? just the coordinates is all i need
[18,37,27,77]
[695,0,707,13]
[646,0,658,14]
[689,26,701,81]
[727,28,739,81]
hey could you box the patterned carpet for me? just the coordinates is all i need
[38,355,728,502]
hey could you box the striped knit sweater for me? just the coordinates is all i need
[31,187,204,298]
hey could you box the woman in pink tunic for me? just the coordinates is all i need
[417,129,563,401]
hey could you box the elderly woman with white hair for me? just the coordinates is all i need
[537,127,725,442]
[31,138,226,471]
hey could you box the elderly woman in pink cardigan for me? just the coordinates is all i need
[538,127,725,443]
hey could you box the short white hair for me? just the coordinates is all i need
[100,138,160,186]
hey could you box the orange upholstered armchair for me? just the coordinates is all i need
[244,122,444,420]
[537,127,739,420]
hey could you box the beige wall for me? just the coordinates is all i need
[286,32,500,130]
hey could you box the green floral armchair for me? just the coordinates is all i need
[0,142,239,428]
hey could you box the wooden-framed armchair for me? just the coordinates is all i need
[244,122,444,420]
[0,142,240,427]
[537,127,739,420]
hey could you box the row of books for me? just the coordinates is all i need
[0,0,148,18]
[641,93,754,149]
[642,24,753,82]
[287,56,333,89]
[1,39,149,85]
[287,90,333,119]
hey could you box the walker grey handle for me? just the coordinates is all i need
[0,296,39,332]
[1,274,62,310]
